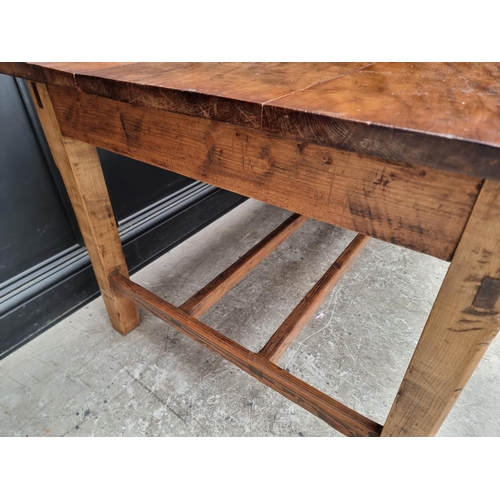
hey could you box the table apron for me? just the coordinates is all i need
[47,83,482,261]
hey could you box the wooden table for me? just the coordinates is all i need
[2,62,500,436]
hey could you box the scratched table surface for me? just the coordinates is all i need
[3,62,500,180]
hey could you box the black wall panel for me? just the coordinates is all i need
[0,75,245,358]
[0,73,77,282]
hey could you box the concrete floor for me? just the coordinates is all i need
[1,199,500,437]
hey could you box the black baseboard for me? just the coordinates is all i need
[0,187,245,359]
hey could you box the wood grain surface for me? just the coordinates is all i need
[266,63,500,145]
[0,62,134,87]
[383,179,500,436]
[27,82,140,334]
[2,62,500,178]
[48,84,481,261]
[74,62,370,128]
[263,62,500,178]
[0,62,368,128]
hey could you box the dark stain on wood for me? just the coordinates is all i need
[30,82,44,109]
[374,174,390,187]
[248,365,264,379]
[472,276,500,312]
[119,113,130,142]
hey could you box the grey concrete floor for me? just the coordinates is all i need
[1,199,500,437]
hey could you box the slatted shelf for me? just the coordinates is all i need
[109,214,378,436]
[110,272,382,437]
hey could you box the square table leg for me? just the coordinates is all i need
[28,82,140,334]
[383,179,500,436]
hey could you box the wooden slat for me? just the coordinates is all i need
[0,62,135,87]
[0,62,369,129]
[110,273,383,437]
[181,213,307,318]
[27,82,140,334]
[265,63,500,151]
[382,179,500,436]
[48,84,482,261]
[260,234,370,363]
[74,62,370,128]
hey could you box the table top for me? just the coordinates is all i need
[2,62,500,179]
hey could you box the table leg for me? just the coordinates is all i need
[383,179,500,436]
[28,82,140,334]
